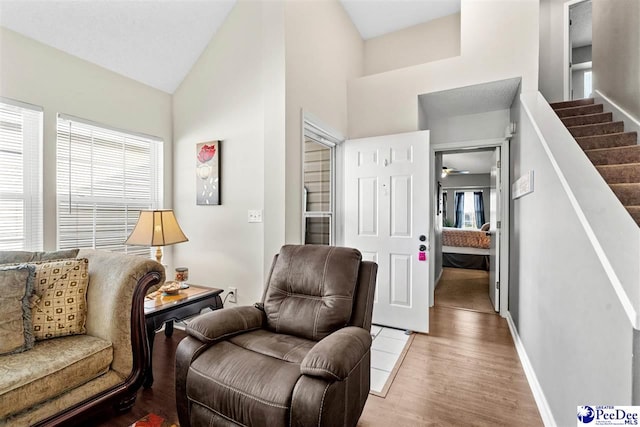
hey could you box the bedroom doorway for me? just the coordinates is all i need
[431,143,507,315]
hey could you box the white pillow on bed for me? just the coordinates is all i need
[480,223,490,231]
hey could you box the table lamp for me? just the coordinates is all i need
[124,210,188,263]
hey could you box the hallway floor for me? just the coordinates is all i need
[358,306,543,426]
[435,267,494,313]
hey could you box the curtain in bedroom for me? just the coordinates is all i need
[454,192,464,228]
[474,191,485,228]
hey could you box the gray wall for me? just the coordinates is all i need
[425,110,510,144]
[509,97,634,426]
[573,45,592,64]
[593,0,640,120]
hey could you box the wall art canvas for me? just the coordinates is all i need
[196,141,220,205]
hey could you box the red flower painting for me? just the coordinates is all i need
[197,144,216,163]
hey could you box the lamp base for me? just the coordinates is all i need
[155,247,163,263]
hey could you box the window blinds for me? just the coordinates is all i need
[56,115,162,255]
[0,99,43,251]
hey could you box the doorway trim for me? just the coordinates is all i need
[430,137,510,318]
[563,0,590,101]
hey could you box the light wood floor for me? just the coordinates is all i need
[94,307,542,427]
[435,267,494,313]
[358,306,542,426]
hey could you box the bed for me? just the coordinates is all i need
[442,227,491,270]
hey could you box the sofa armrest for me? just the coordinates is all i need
[300,326,372,381]
[78,249,165,377]
[186,306,265,344]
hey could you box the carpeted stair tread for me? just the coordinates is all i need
[626,206,640,226]
[561,112,612,127]
[596,163,640,184]
[568,121,625,138]
[550,98,595,110]
[575,132,638,150]
[554,104,604,118]
[609,183,640,206]
[585,145,640,165]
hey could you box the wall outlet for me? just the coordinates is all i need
[248,210,263,223]
[228,287,237,304]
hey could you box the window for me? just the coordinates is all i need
[0,98,43,250]
[302,118,338,246]
[56,115,162,255]
[455,190,486,229]
[584,71,593,98]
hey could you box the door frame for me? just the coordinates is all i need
[563,0,591,101]
[430,137,510,317]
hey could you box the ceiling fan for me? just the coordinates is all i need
[441,166,470,178]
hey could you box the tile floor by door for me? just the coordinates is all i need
[369,325,410,392]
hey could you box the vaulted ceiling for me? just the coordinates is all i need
[0,0,460,93]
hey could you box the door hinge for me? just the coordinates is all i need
[497,220,502,229]
[497,160,501,168]
[496,281,500,290]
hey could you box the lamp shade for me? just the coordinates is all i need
[125,210,188,247]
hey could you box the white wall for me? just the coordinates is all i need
[348,0,539,139]
[510,96,634,425]
[592,0,640,120]
[0,27,173,252]
[172,1,285,305]
[284,0,363,243]
[364,13,460,76]
[538,0,567,103]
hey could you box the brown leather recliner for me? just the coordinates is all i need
[175,245,377,427]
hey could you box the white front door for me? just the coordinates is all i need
[343,131,430,333]
[489,147,501,311]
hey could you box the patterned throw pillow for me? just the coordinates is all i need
[31,258,89,340]
[0,264,36,355]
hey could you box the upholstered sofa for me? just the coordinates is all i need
[176,245,377,427]
[0,249,164,426]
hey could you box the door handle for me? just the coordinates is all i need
[419,245,426,251]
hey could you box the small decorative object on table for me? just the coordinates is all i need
[159,281,181,295]
[175,267,189,289]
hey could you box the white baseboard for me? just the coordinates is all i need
[593,90,640,138]
[505,312,557,427]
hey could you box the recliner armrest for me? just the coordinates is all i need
[300,326,372,381]
[186,306,265,344]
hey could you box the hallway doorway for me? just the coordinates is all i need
[435,267,494,314]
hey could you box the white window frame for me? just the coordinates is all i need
[0,97,43,251]
[56,114,163,255]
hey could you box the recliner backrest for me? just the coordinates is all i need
[263,245,361,341]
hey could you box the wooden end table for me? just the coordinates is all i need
[143,284,223,388]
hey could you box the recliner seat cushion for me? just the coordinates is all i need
[187,341,302,426]
[264,245,361,341]
[229,329,315,363]
[0,334,113,418]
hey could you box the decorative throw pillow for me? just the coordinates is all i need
[480,222,490,232]
[31,258,89,340]
[0,264,36,355]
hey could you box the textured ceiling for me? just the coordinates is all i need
[442,150,495,175]
[419,77,521,118]
[570,0,592,48]
[340,0,461,40]
[0,0,236,93]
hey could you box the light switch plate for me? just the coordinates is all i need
[248,210,263,223]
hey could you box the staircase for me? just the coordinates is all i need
[550,98,640,226]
